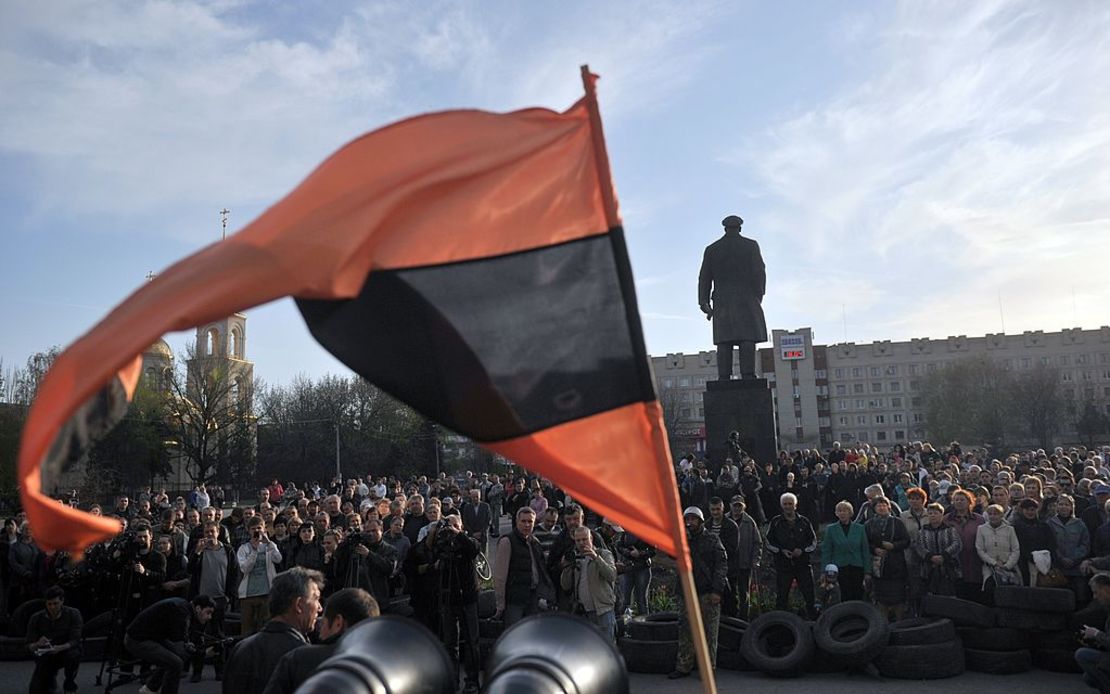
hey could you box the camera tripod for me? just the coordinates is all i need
[95,550,144,693]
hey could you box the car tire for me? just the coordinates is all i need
[814,601,890,664]
[740,611,815,675]
[993,585,1075,613]
[618,638,678,674]
[995,608,1067,632]
[875,639,965,679]
[956,627,1032,651]
[964,647,1032,674]
[890,618,956,646]
[921,594,995,628]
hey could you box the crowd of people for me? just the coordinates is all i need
[4,439,1110,691]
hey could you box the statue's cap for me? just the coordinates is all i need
[722,215,744,229]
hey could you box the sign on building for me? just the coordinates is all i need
[780,334,806,360]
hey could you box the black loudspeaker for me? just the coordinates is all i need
[483,613,629,694]
[295,615,455,694]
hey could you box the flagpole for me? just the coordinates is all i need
[580,64,719,694]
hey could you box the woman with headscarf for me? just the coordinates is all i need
[866,497,909,619]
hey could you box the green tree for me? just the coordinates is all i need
[922,356,1012,449]
[85,383,173,496]
[1075,401,1110,448]
[1009,364,1066,450]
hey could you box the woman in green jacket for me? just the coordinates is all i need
[822,501,871,601]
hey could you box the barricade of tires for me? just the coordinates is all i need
[924,587,1081,675]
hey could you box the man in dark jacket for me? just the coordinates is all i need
[261,588,378,694]
[27,586,82,694]
[123,595,215,694]
[706,498,741,617]
[766,492,819,617]
[223,567,323,694]
[1077,572,1110,693]
[433,514,483,692]
[333,518,397,611]
[669,507,728,680]
[461,488,492,548]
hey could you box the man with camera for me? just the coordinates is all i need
[188,520,239,681]
[124,594,216,694]
[1076,573,1110,692]
[547,504,608,611]
[334,517,397,610]
[560,525,618,643]
[237,516,283,635]
[27,586,82,694]
[431,514,482,693]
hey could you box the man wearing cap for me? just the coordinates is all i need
[668,507,728,680]
[697,214,767,380]
[706,497,741,619]
[1083,484,1110,537]
[726,496,761,619]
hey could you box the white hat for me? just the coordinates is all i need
[683,506,705,521]
[824,564,839,574]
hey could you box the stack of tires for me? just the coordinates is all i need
[992,586,1079,674]
[619,612,679,674]
[811,602,889,673]
[739,611,815,676]
[716,616,753,672]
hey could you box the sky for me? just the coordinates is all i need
[2,0,1109,389]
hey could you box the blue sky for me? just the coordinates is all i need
[2,1,1109,388]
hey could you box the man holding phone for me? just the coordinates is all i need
[188,520,238,681]
[237,516,283,635]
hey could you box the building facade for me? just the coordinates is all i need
[653,325,1110,457]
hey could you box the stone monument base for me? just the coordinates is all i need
[703,378,778,472]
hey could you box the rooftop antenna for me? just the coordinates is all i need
[998,290,1005,333]
[220,208,230,241]
[145,271,157,283]
[1072,285,1078,326]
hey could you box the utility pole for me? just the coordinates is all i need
[220,208,230,241]
[335,421,341,479]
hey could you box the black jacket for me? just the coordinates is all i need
[188,542,239,601]
[127,597,192,643]
[765,514,818,570]
[686,528,728,597]
[261,634,340,694]
[334,535,397,609]
[706,516,741,575]
[223,620,309,694]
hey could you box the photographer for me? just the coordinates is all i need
[27,586,82,694]
[334,518,397,610]
[112,521,167,621]
[188,520,238,681]
[1077,573,1110,693]
[237,516,283,635]
[123,595,216,694]
[560,526,618,644]
[547,504,607,611]
[432,514,482,693]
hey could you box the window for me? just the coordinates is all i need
[834,368,844,378]
[876,431,888,441]
[836,385,847,395]
[891,397,903,408]
[1040,356,1051,365]
[1003,358,1014,370]
[1082,371,1093,381]
[1022,357,1032,368]
[890,381,901,392]
[913,413,925,423]
[871,382,883,393]
[679,376,690,387]
[695,376,707,386]
[893,413,904,423]
[681,408,691,418]
[868,398,883,408]
[663,378,674,388]
[870,366,881,376]
[698,407,704,417]
[1085,388,1095,400]
[816,385,829,396]
[909,380,920,391]
[1062,371,1074,382]
[815,369,827,379]
[908,364,919,375]
[838,416,849,425]
[1103,370,1110,380]
[885,365,898,376]
[874,414,886,424]
[852,367,862,378]
[855,399,866,409]
[894,430,905,440]
[1078,354,1089,365]
[856,415,867,424]
[837,400,849,410]
[927,363,937,373]
[1101,353,1110,364]
[911,396,923,407]
[1060,355,1071,366]
[858,432,869,442]
[854,383,865,394]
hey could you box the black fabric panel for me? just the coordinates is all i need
[296,229,654,442]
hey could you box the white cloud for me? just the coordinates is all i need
[729,0,1110,342]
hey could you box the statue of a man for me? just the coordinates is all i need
[698,215,767,380]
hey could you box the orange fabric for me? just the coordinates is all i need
[18,88,685,567]
[488,400,689,571]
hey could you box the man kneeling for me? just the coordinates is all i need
[124,595,216,694]
[27,586,83,694]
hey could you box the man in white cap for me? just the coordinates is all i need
[668,506,727,680]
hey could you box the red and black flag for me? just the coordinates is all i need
[18,70,688,572]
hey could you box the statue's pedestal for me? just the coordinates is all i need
[704,378,778,472]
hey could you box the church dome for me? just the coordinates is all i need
[144,339,174,361]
